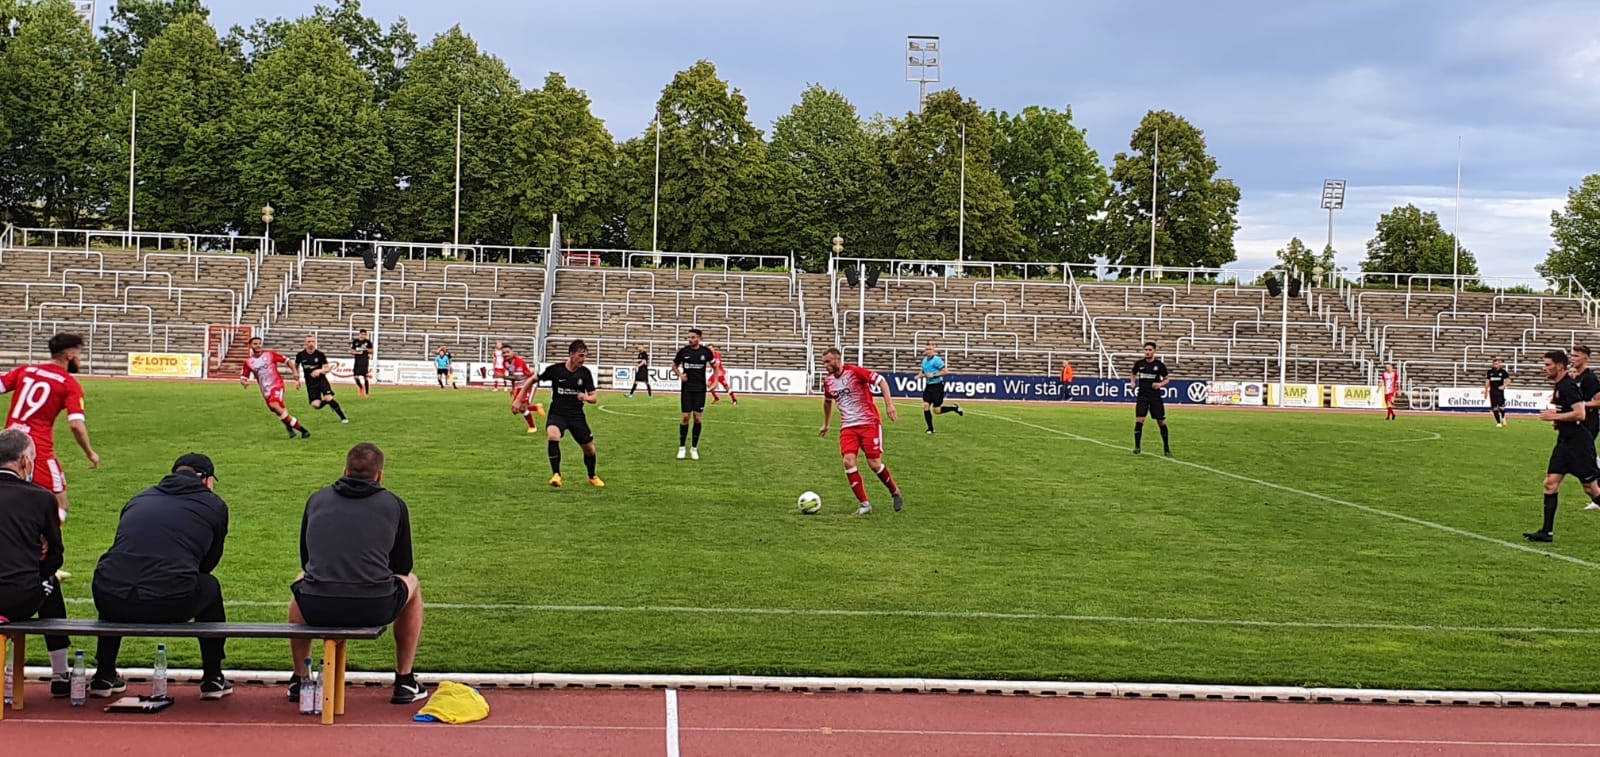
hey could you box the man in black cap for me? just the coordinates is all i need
[0,428,73,696]
[90,453,232,699]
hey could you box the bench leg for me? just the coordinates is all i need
[8,634,25,715]
[333,641,347,716]
[320,640,337,725]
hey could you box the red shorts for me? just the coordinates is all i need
[262,386,285,408]
[32,453,65,494]
[839,424,884,459]
[511,387,530,410]
[1385,392,1397,407]
[494,368,506,378]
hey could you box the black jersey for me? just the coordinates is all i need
[1486,367,1510,392]
[1552,376,1592,444]
[636,351,649,368]
[538,361,596,416]
[1574,369,1600,438]
[674,345,714,390]
[1131,358,1170,399]
[350,338,373,362]
[294,350,330,381]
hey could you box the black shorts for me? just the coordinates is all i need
[922,382,946,406]
[549,410,594,445]
[0,579,48,623]
[352,360,370,377]
[1548,442,1600,483]
[436,368,449,376]
[1489,391,1506,408]
[306,379,334,403]
[293,578,409,628]
[681,389,707,414]
[1136,396,1167,421]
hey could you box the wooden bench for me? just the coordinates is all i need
[2,619,385,725]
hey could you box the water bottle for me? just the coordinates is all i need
[4,645,12,706]
[311,661,324,715]
[152,644,168,700]
[69,650,86,707]
[299,657,316,715]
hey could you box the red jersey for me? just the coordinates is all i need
[711,350,725,376]
[506,356,532,381]
[824,365,883,429]
[1,363,86,456]
[1381,371,1400,395]
[242,350,290,395]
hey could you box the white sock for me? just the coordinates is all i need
[58,508,68,524]
[49,648,68,676]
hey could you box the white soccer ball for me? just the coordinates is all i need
[798,491,822,515]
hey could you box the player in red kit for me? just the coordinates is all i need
[240,337,309,438]
[709,346,738,405]
[1381,363,1401,420]
[502,344,544,432]
[1,333,100,526]
[818,347,902,515]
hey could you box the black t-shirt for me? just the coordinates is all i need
[1486,368,1509,393]
[674,345,714,390]
[1552,376,1592,445]
[1575,369,1600,437]
[295,350,329,381]
[1132,358,1170,399]
[538,361,596,416]
[636,351,649,368]
[350,338,372,362]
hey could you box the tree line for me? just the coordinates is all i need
[0,0,1591,284]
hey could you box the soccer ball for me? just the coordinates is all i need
[798,491,822,515]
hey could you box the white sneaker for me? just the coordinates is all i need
[1585,503,1600,511]
[341,418,349,424]
[856,503,873,516]
[690,447,700,461]
[676,447,687,460]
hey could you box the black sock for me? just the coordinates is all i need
[647,385,653,397]
[548,440,561,474]
[679,423,688,445]
[692,421,702,446]
[1134,423,1143,447]
[924,410,934,432]
[584,453,597,478]
[1543,493,1558,533]
[1159,424,1170,449]
[329,400,346,420]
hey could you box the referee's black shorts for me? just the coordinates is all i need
[1548,441,1600,483]
[922,382,946,407]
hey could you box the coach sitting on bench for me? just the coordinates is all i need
[90,453,232,699]
[287,442,427,705]
[0,429,73,695]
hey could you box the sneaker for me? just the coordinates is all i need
[677,446,687,460]
[588,476,605,488]
[299,428,311,439]
[892,492,904,513]
[341,418,349,424]
[50,673,70,698]
[1524,530,1554,543]
[532,403,545,417]
[1164,449,1173,458]
[925,429,934,435]
[856,503,873,516]
[953,404,963,416]
[1585,503,1600,511]
[1132,447,1142,455]
[391,676,428,705]
[286,427,297,439]
[549,473,563,488]
[287,674,302,703]
[200,676,234,700]
[526,426,539,434]
[89,675,127,698]
[731,398,739,405]
[690,447,700,461]
[625,394,633,399]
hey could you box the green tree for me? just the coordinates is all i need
[1359,204,1479,281]
[879,89,1024,261]
[509,73,617,247]
[768,85,882,268]
[0,0,117,226]
[991,105,1108,264]
[381,26,521,245]
[99,0,208,81]
[231,20,388,241]
[1103,111,1240,275]
[112,12,242,234]
[1537,174,1600,295]
[226,0,414,97]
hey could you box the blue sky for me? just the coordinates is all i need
[205,0,1600,281]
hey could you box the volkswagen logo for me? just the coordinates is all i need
[1186,383,1209,403]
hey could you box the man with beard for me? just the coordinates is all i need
[0,333,101,527]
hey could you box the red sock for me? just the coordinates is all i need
[845,468,868,504]
[874,465,898,494]
[524,411,537,428]
[291,417,305,430]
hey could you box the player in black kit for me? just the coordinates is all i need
[350,329,373,397]
[1525,350,1600,542]
[515,339,601,489]
[1130,341,1172,457]
[626,343,653,399]
[673,329,714,461]
[294,335,348,423]
[1485,358,1511,427]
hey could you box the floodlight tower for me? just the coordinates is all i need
[905,36,941,113]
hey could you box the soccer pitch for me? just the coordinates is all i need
[32,380,1600,693]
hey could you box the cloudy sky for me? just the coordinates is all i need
[203,0,1600,281]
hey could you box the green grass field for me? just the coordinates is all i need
[19,379,1600,692]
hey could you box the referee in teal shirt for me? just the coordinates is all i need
[920,345,964,434]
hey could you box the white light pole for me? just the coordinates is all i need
[1320,178,1346,258]
[1453,136,1462,292]
[652,116,661,252]
[1149,128,1159,272]
[453,104,462,252]
[260,204,274,244]
[905,36,940,113]
[957,122,966,267]
[126,89,136,242]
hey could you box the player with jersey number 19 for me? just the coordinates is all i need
[819,347,902,515]
[240,337,309,439]
[0,333,100,527]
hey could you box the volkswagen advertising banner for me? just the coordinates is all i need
[882,374,1211,404]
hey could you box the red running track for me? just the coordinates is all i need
[4,679,1599,756]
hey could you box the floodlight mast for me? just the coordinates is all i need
[905,36,940,114]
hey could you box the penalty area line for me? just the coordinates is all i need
[969,410,1600,571]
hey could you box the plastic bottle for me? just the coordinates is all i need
[69,650,86,707]
[3,646,13,706]
[152,644,168,699]
[311,661,323,715]
[299,657,316,715]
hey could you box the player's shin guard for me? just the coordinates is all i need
[1543,493,1559,533]
[679,423,689,445]
[1159,424,1170,449]
[328,400,346,420]
[875,465,898,495]
[1133,423,1143,448]
[548,441,562,474]
[584,453,597,478]
[692,421,702,447]
[924,410,934,432]
[845,467,868,504]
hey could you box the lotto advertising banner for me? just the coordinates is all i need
[883,374,1212,405]
[1268,383,1323,408]
[1330,385,1385,409]
[127,352,205,379]
[1436,387,1550,414]
[608,366,809,395]
[1202,380,1267,406]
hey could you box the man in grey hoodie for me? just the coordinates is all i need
[286,442,427,705]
